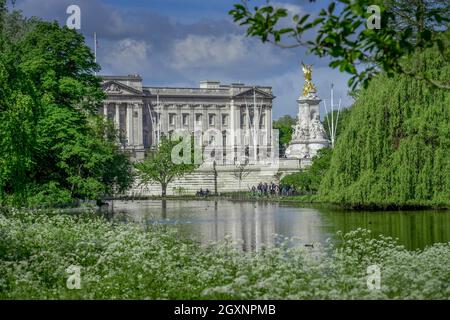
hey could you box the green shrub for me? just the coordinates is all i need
[26,182,74,208]
[282,148,333,194]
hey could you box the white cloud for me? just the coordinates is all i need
[103,39,151,74]
[170,34,284,71]
[15,0,352,117]
[270,2,305,29]
[259,70,302,118]
[271,2,304,17]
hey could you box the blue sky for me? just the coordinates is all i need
[12,0,353,119]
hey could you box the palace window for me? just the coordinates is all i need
[169,113,176,126]
[222,114,228,126]
[260,113,265,129]
[240,114,246,128]
[195,114,202,125]
[209,114,215,126]
[107,105,115,121]
[182,114,189,126]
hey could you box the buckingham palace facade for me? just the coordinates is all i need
[100,74,275,162]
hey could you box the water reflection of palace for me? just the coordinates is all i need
[198,202,278,251]
[197,203,326,251]
[168,201,327,251]
[111,200,326,251]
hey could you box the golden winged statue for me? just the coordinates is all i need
[301,62,317,97]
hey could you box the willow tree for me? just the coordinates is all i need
[319,46,450,208]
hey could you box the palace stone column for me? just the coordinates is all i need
[161,104,168,137]
[229,99,236,163]
[115,103,120,128]
[202,104,208,133]
[135,102,144,147]
[126,103,133,146]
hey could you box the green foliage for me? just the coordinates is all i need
[0,9,133,206]
[230,0,450,90]
[319,47,450,208]
[273,115,296,155]
[1,210,449,299]
[281,171,312,193]
[26,182,74,208]
[134,138,198,197]
[35,108,133,200]
[282,148,333,193]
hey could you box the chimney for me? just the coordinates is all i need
[200,80,220,89]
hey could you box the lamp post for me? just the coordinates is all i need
[213,160,218,196]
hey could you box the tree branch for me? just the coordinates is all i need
[266,38,302,49]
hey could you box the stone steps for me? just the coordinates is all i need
[128,160,304,196]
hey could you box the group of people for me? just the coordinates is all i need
[195,183,296,198]
[250,182,295,197]
[196,188,212,197]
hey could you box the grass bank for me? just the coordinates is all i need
[1,208,449,299]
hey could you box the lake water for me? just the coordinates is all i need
[106,199,450,251]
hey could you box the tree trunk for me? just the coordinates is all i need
[161,183,167,197]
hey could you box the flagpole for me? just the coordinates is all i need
[157,91,161,144]
[331,83,335,147]
[94,32,97,76]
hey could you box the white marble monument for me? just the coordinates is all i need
[285,63,330,160]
